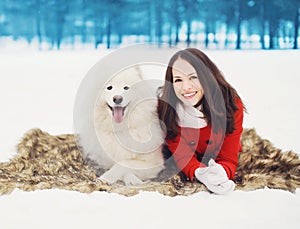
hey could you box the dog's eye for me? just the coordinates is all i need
[106,85,113,90]
[123,86,130,90]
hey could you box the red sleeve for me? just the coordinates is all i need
[166,127,206,180]
[215,98,244,180]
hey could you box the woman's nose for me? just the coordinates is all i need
[182,79,193,90]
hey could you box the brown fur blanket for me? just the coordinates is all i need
[0,128,299,196]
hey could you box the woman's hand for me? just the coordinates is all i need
[195,159,235,194]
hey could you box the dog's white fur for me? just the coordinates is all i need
[78,66,165,185]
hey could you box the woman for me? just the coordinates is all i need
[158,48,244,194]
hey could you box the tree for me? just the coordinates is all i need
[199,0,224,48]
[257,0,267,49]
[43,0,69,50]
[294,0,300,49]
[164,0,184,46]
[181,0,202,47]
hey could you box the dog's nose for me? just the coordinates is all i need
[113,95,123,104]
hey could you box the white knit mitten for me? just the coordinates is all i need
[195,159,235,194]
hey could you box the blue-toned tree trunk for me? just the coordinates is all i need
[294,0,299,49]
[259,0,266,49]
[235,0,242,50]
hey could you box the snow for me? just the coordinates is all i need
[0,189,299,228]
[0,47,299,228]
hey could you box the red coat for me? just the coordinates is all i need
[166,99,244,180]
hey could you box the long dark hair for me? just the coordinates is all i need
[158,48,244,139]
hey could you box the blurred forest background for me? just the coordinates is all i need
[0,0,299,50]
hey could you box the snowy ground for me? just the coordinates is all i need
[0,47,299,228]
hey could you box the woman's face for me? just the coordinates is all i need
[172,58,204,106]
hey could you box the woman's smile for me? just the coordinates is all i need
[182,91,197,99]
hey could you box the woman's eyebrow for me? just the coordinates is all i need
[173,72,196,78]
[173,72,197,78]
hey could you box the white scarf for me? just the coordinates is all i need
[176,102,207,128]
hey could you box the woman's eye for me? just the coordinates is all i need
[174,79,182,83]
[106,85,113,90]
[190,75,198,79]
[124,86,130,90]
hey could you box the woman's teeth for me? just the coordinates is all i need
[183,92,196,98]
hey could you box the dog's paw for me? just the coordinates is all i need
[97,176,111,185]
[98,171,120,184]
[123,173,144,186]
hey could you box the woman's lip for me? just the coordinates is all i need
[183,92,197,98]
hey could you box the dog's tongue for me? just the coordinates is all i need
[113,106,123,123]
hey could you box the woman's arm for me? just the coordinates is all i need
[166,128,206,180]
[215,99,244,179]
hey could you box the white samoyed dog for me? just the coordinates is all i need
[78,65,165,185]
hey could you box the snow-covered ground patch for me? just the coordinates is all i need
[1,188,299,229]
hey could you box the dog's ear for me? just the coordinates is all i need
[135,65,143,80]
